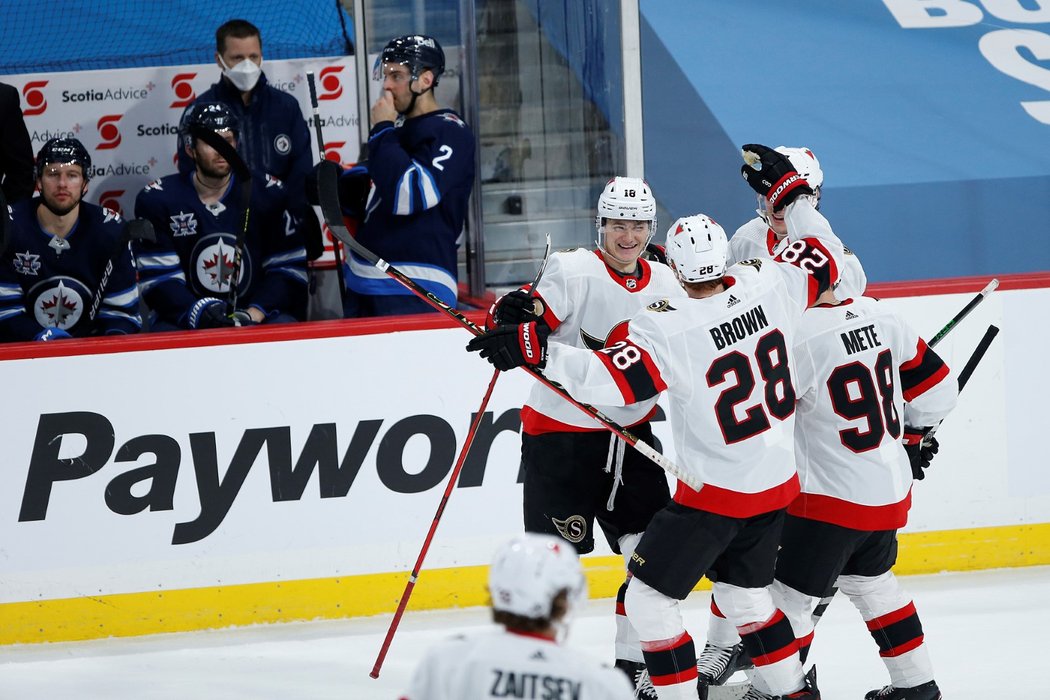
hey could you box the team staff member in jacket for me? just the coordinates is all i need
[0,138,141,341]
[337,34,475,317]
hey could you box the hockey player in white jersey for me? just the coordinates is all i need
[401,533,634,700]
[767,283,956,700]
[469,144,844,699]
[482,177,686,688]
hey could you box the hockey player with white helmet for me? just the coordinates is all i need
[401,533,634,699]
[479,176,685,691]
[470,144,845,699]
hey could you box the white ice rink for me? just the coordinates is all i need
[1,566,1046,699]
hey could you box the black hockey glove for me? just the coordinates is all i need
[641,242,668,266]
[187,297,236,329]
[741,143,814,212]
[487,289,543,328]
[466,322,550,372]
[903,427,939,480]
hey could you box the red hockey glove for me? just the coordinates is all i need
[467,322,549,371]
[741,143,814,212]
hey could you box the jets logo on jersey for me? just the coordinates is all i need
[552,514,587,544]
[29,277,89,330]
[170,211,198,237]
[273,134,291,155]
[14,251,41,276]
[190,233,250,295]
[441,112,466,128]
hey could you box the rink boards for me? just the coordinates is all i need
[0,274,1046,644]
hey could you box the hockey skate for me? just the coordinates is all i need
[864,680,941,700]
[697,642,754,685]
[634,660,751,700]
[738,666,819,700]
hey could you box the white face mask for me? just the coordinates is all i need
[219,56,262,92]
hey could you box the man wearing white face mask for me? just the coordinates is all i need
[176,19,312,242]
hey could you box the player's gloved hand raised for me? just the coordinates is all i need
[741,143,814,212]
[487,289,543,328]
[467,322,550,371]
[187,297,236,330]
[904,427,939,480]
[35,327,72,341]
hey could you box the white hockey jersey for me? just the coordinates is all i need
[521,248,685,434]
[789,296,957,530]
[401,628,634,700]
[729,214,867,300]
[544,258,817,518]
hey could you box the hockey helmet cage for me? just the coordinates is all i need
[665,214,729,284]
[774,146,823,190]
[488,533,587,621]
[375,34,446,85]
[35,138,92,182]
[594,176,657,247]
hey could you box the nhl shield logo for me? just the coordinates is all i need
[552,514,587,544]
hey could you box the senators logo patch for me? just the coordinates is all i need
[646,299,677,313]
[739,258,764,271]
[552,514,587,544]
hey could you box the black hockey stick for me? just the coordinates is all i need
[306,71,348,301]
[370,237,551,680]
[88,217,155,323]
[0,187,9,256]
[314,160,696,488]
[922,324,999,448]
[189,124,252,322]
[928,278,998,347]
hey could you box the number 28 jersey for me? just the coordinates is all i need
[789,296,957,530]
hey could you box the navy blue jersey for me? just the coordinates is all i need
[343,109,476,306]
[177,75,313,213]
[0,199,141,340]
[133,170,308,327]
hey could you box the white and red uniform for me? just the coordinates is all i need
[789,296,957,530]
[523,248,684,435]
[401,629,634,700]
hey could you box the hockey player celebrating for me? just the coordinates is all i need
[0,138,141,341]
[469,144,843,699]
[483,177,685,690]
[134,102,308,330]
[401,532,634,699]
[767,282,956,700]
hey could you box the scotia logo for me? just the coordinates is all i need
[323,140,346,163]
[170,73,197,108]
[22,80,48,116]
[98,190,125,217]
[318,65,344,100]
[97,114,123,150]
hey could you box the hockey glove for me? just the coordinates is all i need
[35,328,72,341]
[904,427,939,480]
[741,143,814,212]
[466,322,549,372]
[187,297,236,330]
[487,289,544,328]
[642,242,668,266]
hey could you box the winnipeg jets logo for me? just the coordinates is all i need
[170,211,198,237]
[35,281,83,329]
[273,134,291,155]
[14,251,41,276]
[196,238,241,292]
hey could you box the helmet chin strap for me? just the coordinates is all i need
[399,75,433,116]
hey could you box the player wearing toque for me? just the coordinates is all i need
[0,138,141,341]
[135,102,308,331]
[480,177,685,691]
[469,144,842,700]
[401,532,634,700]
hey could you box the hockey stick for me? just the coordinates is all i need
[0,187,9,256]
[922,324,999,447]
[189,124,252,322]
[88,217,155,323]
[306,71,347,300]
[928,278,998,347]
[369,240,552,679]
[314,159,696,489]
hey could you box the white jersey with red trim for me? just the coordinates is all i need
[727,216,781,266]
[401,628,634,700]
[544,258,816,518]
[522,247,685,433]
[788,296,957,530]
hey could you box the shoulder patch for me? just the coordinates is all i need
[739,258,764,270]
[647,299,677,312]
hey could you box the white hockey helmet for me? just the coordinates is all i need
[758,146,823,223]
[488,533,587,620]
[664,214,729,284]
[594,176,658,248]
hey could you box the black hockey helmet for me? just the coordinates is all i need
[35,138,92,181]
[376,34,445,86]
[180,101,240,147]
